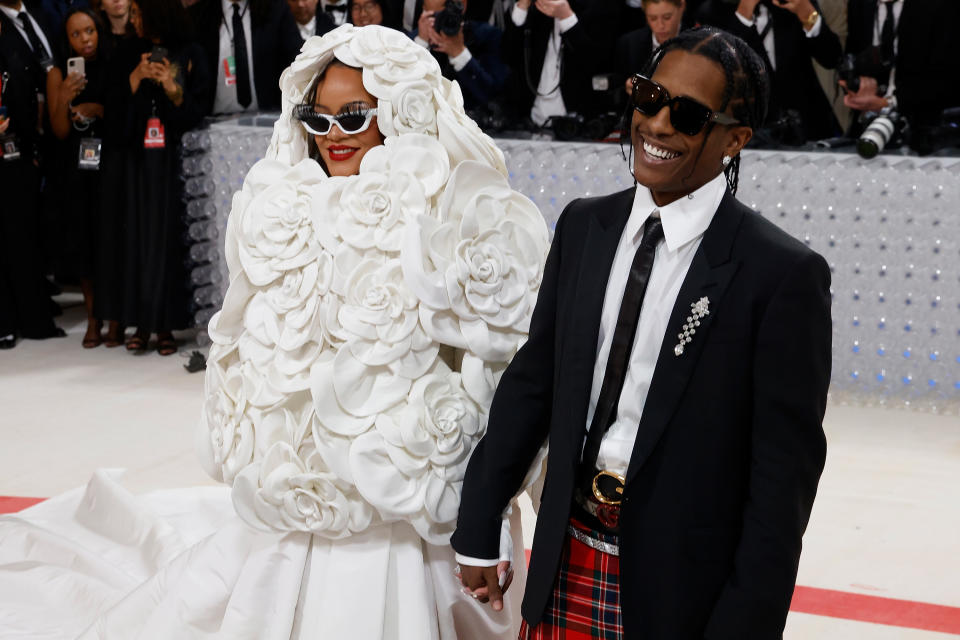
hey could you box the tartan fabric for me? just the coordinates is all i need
[519,519,623,640]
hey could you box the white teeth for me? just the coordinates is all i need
[643,140,680,160]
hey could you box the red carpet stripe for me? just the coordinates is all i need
[0,496,45,513]
[791,586,960,635]
[4,497,960,633]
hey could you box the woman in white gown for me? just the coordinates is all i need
[0,25,549,639]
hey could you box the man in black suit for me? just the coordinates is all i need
[287,0,347,39]
[701,0,842,142]
[500,0,620,126]
[453,29,830,639]
[413,0,508,111]
[842,0,960,144]
[0,17,65,347]
[190,0,303,115]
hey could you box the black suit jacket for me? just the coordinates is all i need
[846,0,960,125]
[703,1,842,140]
[615,26,655,88]
[190,0,303,113]
[0,0,58,91]
[452,187,831,639]
[500,0,621,120]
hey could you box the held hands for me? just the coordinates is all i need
[535,0,573,20]
[840,76,888,112]
[457,561,514,611]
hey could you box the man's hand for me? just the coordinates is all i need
[736,0,762,21]
[458,561,514,611]
[535,0,573,20]
[774,0,816,24]
[515,0,532,10]
[0,116,9,135]
[840,76,888,112]
[430,26,465,57]
[417,9,435,41]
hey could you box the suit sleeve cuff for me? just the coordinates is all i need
[511,5,528,26]
[804,14,822,37]
[449,46,473,71]
[414,34,430,48]
[557,13,578,33]
[455,553,501,567]
[735,11,755,27]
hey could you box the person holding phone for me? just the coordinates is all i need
[46,8,112,348]
[100,0,209,355]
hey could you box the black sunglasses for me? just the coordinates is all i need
[630,74,740,136]
[293,103,378,136]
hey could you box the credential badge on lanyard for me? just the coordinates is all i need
[144,102,165,149]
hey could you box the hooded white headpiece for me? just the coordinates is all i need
[199,25,549,545]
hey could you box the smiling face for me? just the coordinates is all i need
[644,0,683,45]
[631,49,751,206]
[311,64,384,177]
[66,12,98,59]
[350,0,383,26]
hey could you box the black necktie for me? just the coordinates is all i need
[17,12,49,62]
[232,3,251,108]
[879,1,896,63]
[753,3,774,42]
[580,218,664,474]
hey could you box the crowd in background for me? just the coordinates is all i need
[1,0,958,353]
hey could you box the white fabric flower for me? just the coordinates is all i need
[198,359,255,484]
[378,81,438,137]
[349,370,482,543]
[402,161,549,361]
[232,440,375,538]
[237,159,327,287]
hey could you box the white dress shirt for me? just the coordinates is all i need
[0,3,54,63]
[589,174,726,475]
[457,174,727,566]
[213,0,259,115]
[512,5,578,126]
[297,15,317,41]
[734,4,822,72]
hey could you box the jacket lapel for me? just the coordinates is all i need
[624,190,745,486]
[562,187,636,449]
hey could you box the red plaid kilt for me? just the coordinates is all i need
[518,519,623,640]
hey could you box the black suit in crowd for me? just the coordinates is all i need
[452,188,832,638]
[427,20,509,110]
[703,0,842,140]
[500,0,621,120]
[615,26,656,88]
[190,0,303,112]
[846,0,960,128]
[0,1,57,99]
[0,30,59,339]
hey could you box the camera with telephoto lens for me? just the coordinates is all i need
[433,0,464,36]
[856,108,903,159]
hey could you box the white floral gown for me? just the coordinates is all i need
[0,26,550,640]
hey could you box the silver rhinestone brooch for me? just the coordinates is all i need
[674,296,710,356]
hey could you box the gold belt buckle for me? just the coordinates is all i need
[591,470,626,505]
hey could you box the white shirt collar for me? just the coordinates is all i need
[0,4,26,21]
[222,0,248,17]
[626,172,727,253]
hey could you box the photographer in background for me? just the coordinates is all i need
[701,0,841,143]
[414,0,508,111]
[500,0,620,129]
[842,0,960,153]
[616,0,685,94]
[0,17,65,349]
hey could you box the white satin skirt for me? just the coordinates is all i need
[0,470,525,639]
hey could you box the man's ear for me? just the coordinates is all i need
[725,125,752,158]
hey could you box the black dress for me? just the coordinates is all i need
[100,38,210,332]
[52,57,106,284]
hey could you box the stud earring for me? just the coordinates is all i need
[721,155,732,167]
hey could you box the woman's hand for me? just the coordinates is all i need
[62,71,86,103]
[150,58,184,106]
[129,52,152,92]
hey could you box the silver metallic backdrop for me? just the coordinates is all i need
[181,119,960,414]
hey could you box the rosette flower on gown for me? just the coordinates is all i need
[0,25,550,640]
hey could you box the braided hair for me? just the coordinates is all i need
[631,27,771,195]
